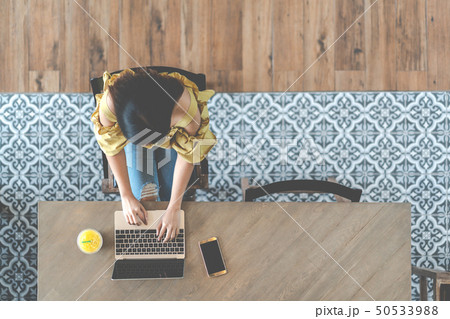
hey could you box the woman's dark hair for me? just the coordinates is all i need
[107,68,184,143]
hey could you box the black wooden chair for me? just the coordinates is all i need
[89,66,209,200]
[241,178,362,202]
[412,266,450,301]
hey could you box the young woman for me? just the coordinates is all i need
[91,68,217,242]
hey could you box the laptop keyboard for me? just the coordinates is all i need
[115,229,184,256]
[112,259,184,279]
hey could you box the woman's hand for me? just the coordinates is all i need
[156,205,181,242]
[121,194,148,226]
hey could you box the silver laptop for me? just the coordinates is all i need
[111,210,185,280]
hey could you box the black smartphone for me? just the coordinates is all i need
[199,237,227,277]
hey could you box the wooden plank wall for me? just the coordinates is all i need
[1,0,448,92]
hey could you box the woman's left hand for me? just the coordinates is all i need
[156,206,181,242]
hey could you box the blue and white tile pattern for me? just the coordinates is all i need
[1,92,449,300]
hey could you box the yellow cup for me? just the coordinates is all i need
[77,229,103,254]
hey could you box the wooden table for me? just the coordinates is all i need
[38,201,411,300]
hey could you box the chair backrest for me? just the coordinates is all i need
[89,65,206,97]
[244,179,362,202]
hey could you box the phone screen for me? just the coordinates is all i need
[200,239,226,275]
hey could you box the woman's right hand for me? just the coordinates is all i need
[121,194,148,226]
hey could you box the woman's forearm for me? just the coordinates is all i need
[106,149,133,197]
[168,155,195,209]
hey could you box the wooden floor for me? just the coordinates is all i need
[2,0,449,92]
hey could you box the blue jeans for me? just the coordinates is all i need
[124,143,178,201]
